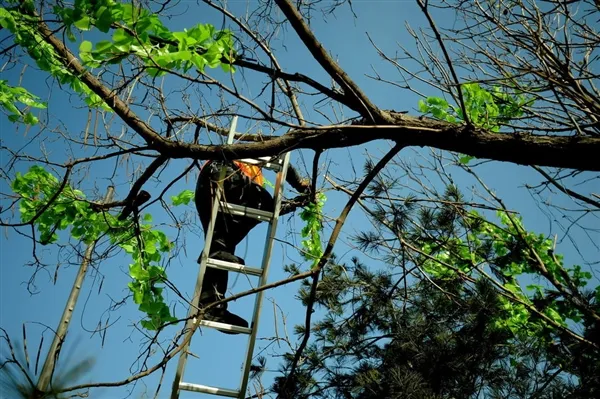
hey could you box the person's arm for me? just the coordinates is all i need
[285,164,311,194]
[280,194,312,216]
[280,164,312,216]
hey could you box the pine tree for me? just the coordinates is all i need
[273,179,599,398]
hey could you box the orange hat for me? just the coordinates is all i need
[201,160,264,186]
[233,161,264,186]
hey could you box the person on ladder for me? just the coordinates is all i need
[195,158,311,333]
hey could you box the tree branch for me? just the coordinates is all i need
[28,16,597,171]
[274,0,389,123]
[532,165,600,208]
[164,122,600,172]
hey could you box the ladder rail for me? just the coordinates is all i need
[237,151,291,398]
[170,117,238,399]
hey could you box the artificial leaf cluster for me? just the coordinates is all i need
[300,193,327,268]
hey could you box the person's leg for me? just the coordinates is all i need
[220,175,274,247]
[195,162,233,305]
[194,162,264,333]
[193,161,275,333]
[196,161,273,259]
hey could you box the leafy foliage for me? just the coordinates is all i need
[56,0,238,76]
[418,83,533,165]
[0,80,46,125]
[300,193,327,268]
[417,207,594,341]
[273,158,599,398]
[418,83,531,132]
[0,7,111,110]
[274,180,599,397]
[0,0,597,397]
[275,257,577,398]
[0,0,236,119]
[11,166,176,330]
[170,189,194,206]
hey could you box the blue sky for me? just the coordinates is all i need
[1,1,598,398]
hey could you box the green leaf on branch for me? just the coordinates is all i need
[79,40,93,53]
[171,190,194,206]
[417,206,592,342]
[0,80,46,125]
[11,165,176,331]
[459,155,474,165]
[73,16,91,30]
[419,83,534,164]
[0,8,110,110]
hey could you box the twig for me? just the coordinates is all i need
[532,165,600,208]
[274,0,388,123]
[416,0,469,125]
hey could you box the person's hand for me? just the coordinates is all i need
[299,178,312,195]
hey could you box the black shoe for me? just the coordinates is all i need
[203,305,249,335]
[198,250,245,265]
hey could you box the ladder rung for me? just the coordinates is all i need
[220,202,274,221]
[179,382,239,397]
[238,156,283,171]
[207,258,262,277]
[199,319,252,335]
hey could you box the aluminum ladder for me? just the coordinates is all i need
[171,116,291,398]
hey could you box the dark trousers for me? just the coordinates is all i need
[195,161,273,304]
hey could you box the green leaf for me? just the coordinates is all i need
[145,242,157,255]
[148,265,165,279]
[73,16,91,30]
[171,190,194,206]
[459,155,474,165]
[139,301,163,314]
[426,97,447,107]
[133,288,144,305]
[95,40,113,52]
[188,24,211,43]
[113,28,131,44]
[221,62,232,73]
[129,262,148,280]
[95,6,113,32]
[135,17,155,34]
[21,112,37,125]
[190,53,207,72]
[79,40,93,53]
[140,320,158,330]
